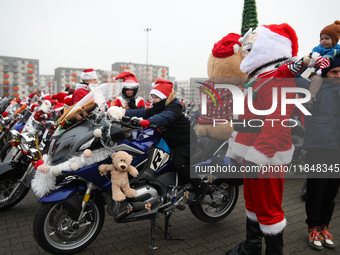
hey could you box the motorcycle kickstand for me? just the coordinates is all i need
[149,218,158,250]
[162,211,183,242]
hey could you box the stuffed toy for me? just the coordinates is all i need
[56,99,97,128]
[197,33,248,140]
[98,151,139,202]
[33,100,52,122]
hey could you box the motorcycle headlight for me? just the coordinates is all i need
[29,148,41,160]
[20,133,36,153]
[10,130,20,140]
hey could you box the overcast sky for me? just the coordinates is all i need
[1,0,339,81]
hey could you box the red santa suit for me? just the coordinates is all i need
[72,69,98,105]
[52,92,68,104]
[72,83,90,105]
[226,23,299,236]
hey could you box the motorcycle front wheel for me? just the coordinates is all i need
[0,141,13,162]
[33,196,105,254]
[0,170,30,212]
[189,184,238,223]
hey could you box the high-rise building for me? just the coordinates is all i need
[0,56,39,98]
[112,62,169,99]
[177,78,206,104]
[54,68,120,94]
[39,75,55,95]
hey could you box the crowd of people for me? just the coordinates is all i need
[1,20,340,255]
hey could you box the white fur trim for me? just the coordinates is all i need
[122,81,139,89]
[244,146,295,166]
[31,147,117,197]
[226,131,248,163]
[246,209,258,222]
[150,89,167,100]
[240,26,293,74]
[81,70,97,80]
[75,83,89,90]
[260,218,287,235]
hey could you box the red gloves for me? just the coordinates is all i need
[139,120,151,128]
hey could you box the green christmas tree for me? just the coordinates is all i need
[241,0,258,36]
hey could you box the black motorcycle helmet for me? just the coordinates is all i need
[115,72,140,100]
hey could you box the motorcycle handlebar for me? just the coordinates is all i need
[119,116,158,130]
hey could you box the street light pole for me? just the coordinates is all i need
[144,28,151,99]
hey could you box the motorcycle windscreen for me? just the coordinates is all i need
[67,83,121,115]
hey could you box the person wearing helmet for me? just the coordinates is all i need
[71,68,98,105]
[114,72,145,109]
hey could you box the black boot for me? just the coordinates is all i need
[264,231,283,255]
[225,218,263,255]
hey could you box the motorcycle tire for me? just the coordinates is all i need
[0,170,30,212]
[1,141,13,162]
[189,184,238,223]
[33,196,105,254]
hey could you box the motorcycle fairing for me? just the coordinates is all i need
[39,182,85,203]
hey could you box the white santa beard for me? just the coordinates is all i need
[240,26,293,75]
[40,102,51,113]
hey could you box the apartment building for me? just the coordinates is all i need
[54,68,120,94]
[0,56,39,98]
[112,62,169,99]
[39,75,55,95]
[177,78,207,104]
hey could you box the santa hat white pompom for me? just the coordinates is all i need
[51,166,60,176]
[71,162,79,171]
[94,129,102,137]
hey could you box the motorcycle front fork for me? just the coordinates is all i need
[77,182,96,222]
[7,162,34,199]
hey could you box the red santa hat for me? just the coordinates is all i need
[81,69,98,80]
[150,79,173,100]
[115,72,139,89]
[212,33,242,58]
[240,23,298,74]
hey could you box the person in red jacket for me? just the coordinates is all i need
[71,69,98,105]
[114,72,145,109]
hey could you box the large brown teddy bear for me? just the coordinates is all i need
[197,33,248,140]
[98,151,139,202]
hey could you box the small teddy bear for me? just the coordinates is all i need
[98,151,139,202]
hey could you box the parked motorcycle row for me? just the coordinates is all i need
[0,83,306,254]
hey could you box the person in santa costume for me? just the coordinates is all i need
[114,72,145,109]
[71,68,98,105]
[225,23,302,255]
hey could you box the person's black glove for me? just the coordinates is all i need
[244,161,259,180]
[128,99,138,109]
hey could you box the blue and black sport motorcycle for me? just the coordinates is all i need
[31,84,239,254]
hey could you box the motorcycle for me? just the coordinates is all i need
[31,83,239,254]
[0,102,59,211]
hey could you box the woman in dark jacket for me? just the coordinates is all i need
[296,55,340,250]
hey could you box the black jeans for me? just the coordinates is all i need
[305,148,340,227]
